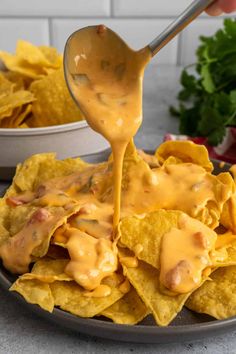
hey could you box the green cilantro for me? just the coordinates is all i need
[171,19,236,146]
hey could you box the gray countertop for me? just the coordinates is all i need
[0,65,235,354]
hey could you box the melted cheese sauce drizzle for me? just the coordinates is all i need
[118,278,131,294]
[67,25,151,233]
[121,162,232,229]
[119,256,138,268]
[64,228,117,290]
[160,214,217,293]
[83,284,111,297]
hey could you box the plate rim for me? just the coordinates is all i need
[1,269,236,343]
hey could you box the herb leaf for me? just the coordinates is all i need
[171,19,236,146]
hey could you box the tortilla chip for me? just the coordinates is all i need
[214,231,236,267]
[0,199,11,246]
[186,266,236,320]
[13,104,32,127]
[0,90,35,120]
[0,106,21,128]
[0,72,15,97]
[3,71,26,91]
[162,156,179,166]
[220,194,236,233]
[119,210,183,269]
[8,153,56,192]
[33,205,80,258]
[9,259,71,312]
[218,244,236,267]
[32,258,69,276]
[0,201,81,274]
[29,68,84,127]
[18,122,29,128]
[1,104,32,128]
[21,259,72,282]
[155,141,213,172]
[121,257,189,326]
[8,204,37,236]
[38,46,62,69]
[0,175,21,246]
[11,259,70,309]
[0,41,61,80]
[9,152,87,193]
[0,41,83,128]
[10,278,54,312]
[16,41,56,68]
[0,51,44,79]
[100,286,149,325]
[50,273,125,318]
[33,156,88,190]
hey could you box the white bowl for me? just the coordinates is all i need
[0,120,109,180]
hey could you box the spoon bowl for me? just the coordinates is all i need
[64,25,150,143]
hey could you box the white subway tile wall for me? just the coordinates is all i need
[0,0,110,17]
[0,19,49,52]
[113,0,191,17]
[0,0,234,65]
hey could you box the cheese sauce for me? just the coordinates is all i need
[63,228,117,290]
[119,256,139,268]
[159,214,217,293]
[121,161,231,228]
[0,207,79,274]
[67,25,151,231]
[83,284,112,298]
[118,278,131,294]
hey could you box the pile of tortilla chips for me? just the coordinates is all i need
[0,141,236,326]
[0,40,84,128]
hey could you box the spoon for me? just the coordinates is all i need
[64,0,214,117]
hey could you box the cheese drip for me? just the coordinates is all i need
[67,24,151,233]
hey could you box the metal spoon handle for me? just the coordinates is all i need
[148,0,215,56]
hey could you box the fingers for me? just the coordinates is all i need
[218,0,236,13]
[205,1,223,16]
[206,0,236,16]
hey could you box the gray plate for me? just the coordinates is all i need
[0,150,235,343]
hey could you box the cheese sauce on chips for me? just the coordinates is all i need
[121,161,232,229]
[1,24,236,308]
[159,214,217,293]
[63,228,117,291]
